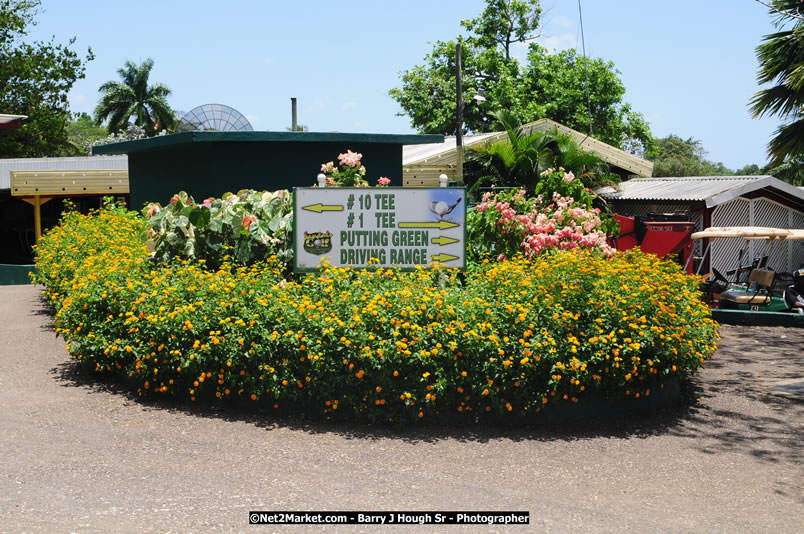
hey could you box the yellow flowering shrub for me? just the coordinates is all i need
[36,205,720,424]
[30,200,146,310]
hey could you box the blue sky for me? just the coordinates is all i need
[27,0,779,170]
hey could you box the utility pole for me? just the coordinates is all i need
[455,41,464,185]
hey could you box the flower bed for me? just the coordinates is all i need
[34,203,720,425]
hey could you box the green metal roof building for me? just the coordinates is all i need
[93,131,443,208]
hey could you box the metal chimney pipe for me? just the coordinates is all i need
[291,97,298,131]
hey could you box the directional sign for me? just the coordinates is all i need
[293,187,466,272]
[431,253,460,263]
[302,203,344,213]
[431,236,459,246]
[398,220,459,230]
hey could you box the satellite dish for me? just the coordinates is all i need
[177,103,253,132]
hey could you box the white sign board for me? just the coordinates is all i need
[293,187,466,271]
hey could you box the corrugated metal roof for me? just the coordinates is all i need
[596,175,804,208]
[0,156,128,190]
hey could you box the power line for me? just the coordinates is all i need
[578,0,593,136]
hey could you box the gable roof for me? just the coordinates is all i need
[403,118,654,178]
[596,175,804,210]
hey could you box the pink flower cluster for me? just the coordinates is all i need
[338,149,362,168]
[474,189,613,259]
[377,176,391,186]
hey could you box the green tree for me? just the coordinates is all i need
[750,0,804,166]
[95,58,175,136]
[522,46,654,155]
[764,157,804,185]
[650,135,735,177]
[63,112,107,155]
[0,0,94,157]
[734,163,762,175]
[389,0,653,154]
[461,0,542,60]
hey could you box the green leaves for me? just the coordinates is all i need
[468,113,611,192]
[0,0,94,157]
[751,2,804,166]
[187,206,210,229]
[143,189,294,270]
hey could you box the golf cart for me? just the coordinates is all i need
[689,226,804,326]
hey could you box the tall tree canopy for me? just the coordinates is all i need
[0,0,94,157]
[389,0,653,155]
[750,0,804,166]
[95,58,175,136]
[650,135,731,177]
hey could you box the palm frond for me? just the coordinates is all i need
[767,115,804,166]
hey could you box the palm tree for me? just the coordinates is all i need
[469,109,553,192]
[95,58,175,136]
[750,1,804,166]
[468,109,610,192]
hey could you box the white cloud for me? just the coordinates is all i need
[510,40,530,62]
[536,33,577,53]
[342,101,360,111]
[351,119,368,131]
[304,97,328,113]
[69,91,92,114]
[551,15,573,29]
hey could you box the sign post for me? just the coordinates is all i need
[293,187,466,272]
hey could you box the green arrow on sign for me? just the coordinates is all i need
[398,220,459,230]
[302,203,344,213]
[431,253,459,263]
[431,236,459,246]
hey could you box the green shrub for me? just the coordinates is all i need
[30,199,146,309]
[143,189,293,270]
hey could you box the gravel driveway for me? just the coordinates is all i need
[0,284,801,533]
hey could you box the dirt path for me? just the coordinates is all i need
[0,284,801,533]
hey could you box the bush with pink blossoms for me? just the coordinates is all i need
[467,185,615,264]
[319,149,368,187]
[318,150,394,188]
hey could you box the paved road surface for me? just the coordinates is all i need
[0,285,801,533]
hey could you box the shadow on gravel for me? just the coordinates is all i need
[660,326,804,466]
[30,290,56,332]
[47,324,803,465]
[664,382,802,466]
[48,357,697,445]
